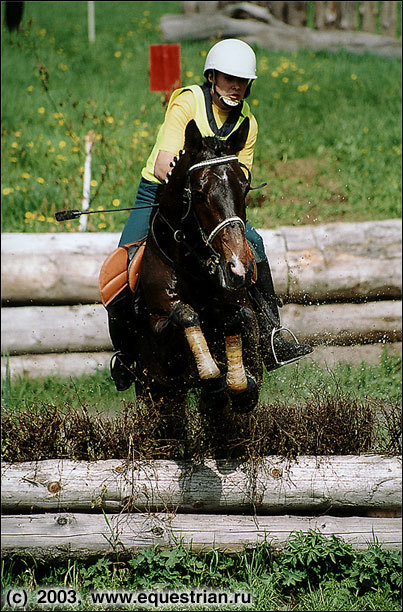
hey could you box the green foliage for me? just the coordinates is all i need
[348,542,402,597]
[1,2,401,233]
[274,530,356,590]
[2,536,402,611]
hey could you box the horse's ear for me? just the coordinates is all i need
[224,117,250,154]
[184,119,203,154]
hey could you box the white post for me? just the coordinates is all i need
[79,132,95,232]
[88,1,95,42]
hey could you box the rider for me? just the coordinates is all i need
[110,38,313,391]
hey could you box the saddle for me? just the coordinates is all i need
[99,240,146,307]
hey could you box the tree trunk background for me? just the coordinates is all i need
[169,1,401,57]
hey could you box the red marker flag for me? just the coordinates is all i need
[149,44,181,94]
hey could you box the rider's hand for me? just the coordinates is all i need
[154,150,176,182]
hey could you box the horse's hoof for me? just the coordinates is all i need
[230,375,259,414]
[199,374,229,412]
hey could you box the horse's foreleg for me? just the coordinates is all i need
[184,326,221,379]
[175,303,220,379]
[154,303,221,380]
[225,334,248,392]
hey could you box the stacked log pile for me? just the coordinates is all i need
[1,455,401,560]
[1,220,401,379]
[161,1,402,58]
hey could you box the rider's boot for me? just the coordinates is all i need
[252,260,313,371]
[107,290,137,391]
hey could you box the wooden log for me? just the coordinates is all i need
[1,352,112,380]
[339,1,357,30]
[1,300,401,355]
[287,1,308,27]
[1,343,401,381]
[315,1,339,29]
[380,1,398,37]
[160,11,402,57]
[263,219,402,302]
[360,0,379,33]
[1,232,119,305]
[2,513,401,561]
[281,300,402,346]
[2,456,401,514]
[2,220,401,305]
[1,304,110,355]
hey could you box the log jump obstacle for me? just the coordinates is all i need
[1,455,401,561]
[1,221,401,559]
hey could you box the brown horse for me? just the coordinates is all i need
[128,118,263,418]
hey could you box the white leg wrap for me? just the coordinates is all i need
[225,334,248,393]
[184,326,221,379]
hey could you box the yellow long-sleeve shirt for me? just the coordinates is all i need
[142,88,258,183]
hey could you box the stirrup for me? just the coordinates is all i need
[270,326,306,367]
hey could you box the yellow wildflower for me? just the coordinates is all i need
[351,74,358,80]
[22,172,30,179]
[112,199,120,207]
[91,180,98,187]
[59,141,67,149]
[27,85,34,92]
[38,107,45,114]
[114,51,122,58]
[37,177,45,184]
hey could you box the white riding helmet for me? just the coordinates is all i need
[204,39,257,80]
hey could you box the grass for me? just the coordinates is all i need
[1,1,402,233]
[2,535,402,611]
[2,348,401,414]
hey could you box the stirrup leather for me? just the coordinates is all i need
[270,326,306,367]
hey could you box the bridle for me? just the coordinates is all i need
[183,155,247,246]
[152,154,266,276]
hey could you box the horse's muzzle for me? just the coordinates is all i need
[221,257,255,291]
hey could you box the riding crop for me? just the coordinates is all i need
[55,204,159,222]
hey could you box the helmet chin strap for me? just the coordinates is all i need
[211,71,242,108]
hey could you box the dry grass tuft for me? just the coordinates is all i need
[1,392,401,464]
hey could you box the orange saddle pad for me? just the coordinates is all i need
[99,241,146,307]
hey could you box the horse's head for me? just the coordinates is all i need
[181,119,256,291]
